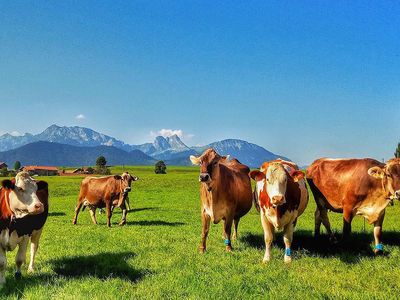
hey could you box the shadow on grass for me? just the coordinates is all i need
[126,220,185,226]
[48,211,66,217]
[1,252,150,297]
[112,207,160,215]
[240,230,400,264]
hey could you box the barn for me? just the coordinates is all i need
[23,166,60,176]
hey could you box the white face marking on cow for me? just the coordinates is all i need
[265,164,287,206]
[9,172,44,218]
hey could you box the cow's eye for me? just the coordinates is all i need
[17,187,24,192]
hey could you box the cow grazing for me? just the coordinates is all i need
[0,171,48,288]
[190,149,253,252]
[73,172,138,227]
[250,159,308,263]
[306,158,400,254]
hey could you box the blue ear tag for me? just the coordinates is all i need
[285,248,291,256]
[375,243,383,251]
[224,239,231,246]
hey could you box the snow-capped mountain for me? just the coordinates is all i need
[0,125,289,167]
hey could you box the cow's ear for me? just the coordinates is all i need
[368,166,385,179]
[114,175,122,180]
[249,170,265,181]
[190,155,201,165]
[36,180,48,191]
[289,170,305,182]
[2,179,15,190]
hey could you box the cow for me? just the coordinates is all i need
[190,148,253,252]
[72,172,138,227]
[250,159,308,263]
[0,171,48,288]
[306,158,400,254]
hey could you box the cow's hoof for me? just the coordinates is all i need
[284,255,292,264]
[27,267,34,274]
[225,245,233,252]
[329,235,338,245]
[119,221,126,226]
[262,257,270,264]
[15,271,22,280]
[374,249,384,256]
[72,220,77,225]
[198,246,206,253]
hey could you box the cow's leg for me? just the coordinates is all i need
[223,216,234,252]
[319,207,336,243]
[0,247,6,288]
[261,212,274,263]
[342,206,354,240]
[373,210,385,255]
[119,202,127,226]
[28,229,43,273]
[125,196,131,211]
[106,201,112,227]
[283,222,295,263]
[199,210,211,253]
[232,217,239,240]
[15,236,29,279]
[73,196,84,225]
[89,206,98,225]
[314,207,322,238]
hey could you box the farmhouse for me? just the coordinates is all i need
[0,162,8,169]
[23,166,60,176]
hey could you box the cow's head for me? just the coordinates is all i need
[1,171,44,218]
[368,158,400,200]
[114,172,138,207]
[190,148,229,190]
[250,162,304,207]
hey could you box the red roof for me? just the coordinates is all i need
[24,166,59,171]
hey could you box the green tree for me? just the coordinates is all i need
[96,156,107,167]
[0,167,8,177]
[14,160,21,170]
[395,143,400,158]
[155,161,167,174]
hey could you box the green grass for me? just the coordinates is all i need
[2,166,400,299]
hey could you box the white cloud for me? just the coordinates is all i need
[75,114,86,120]
[150,129,194,140]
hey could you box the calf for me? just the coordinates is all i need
[73,172,138,227]
[250,160,308,263]
[0,171,48,288]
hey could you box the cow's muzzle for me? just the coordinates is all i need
[199,173,211,182]
[28,202,45,215]
[271,195,285,207]
[395,190,400,200]
[124,187,132,193]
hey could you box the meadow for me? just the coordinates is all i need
[2,166,400,299]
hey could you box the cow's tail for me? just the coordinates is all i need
[253,185,260,213]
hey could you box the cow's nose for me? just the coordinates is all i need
[272,195,284,203]
[199,173,210,182]
[395,190,400,199]
[35,203,42,209]
[124,187,131,193]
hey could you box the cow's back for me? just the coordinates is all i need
[80,176,116,203]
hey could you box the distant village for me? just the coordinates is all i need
[0,162,96,177]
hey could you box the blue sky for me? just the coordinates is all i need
[1,1,399,165]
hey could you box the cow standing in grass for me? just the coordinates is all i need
[73,172,138,227]
[306,158,400,254]
[250,159,308,263]
[190,149,253,252]
[0,172,48,288]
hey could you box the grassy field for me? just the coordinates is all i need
[2,166,400,299]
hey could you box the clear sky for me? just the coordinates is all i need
[1,1,399,165]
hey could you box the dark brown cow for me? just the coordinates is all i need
[72,172,138,227]
[0,171,48,288]
[190,148,253,252]
[306,158,400,254]
[250,159,308,263]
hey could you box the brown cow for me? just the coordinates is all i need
[306,158,400,254]
[250,159,308,263]
[190,148,253,252]
[72,172,138,227]
[0,172,48,288]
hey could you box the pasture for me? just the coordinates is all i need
[2,166,400,299]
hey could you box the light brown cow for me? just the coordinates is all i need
[72,172,138,227]
[190,149,253,252]
[306,158,400,254]
[250,159,308,263]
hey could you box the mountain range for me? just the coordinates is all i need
[0,125,288,167]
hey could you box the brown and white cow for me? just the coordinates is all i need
[250,159,308,263]
[73,172,138,227]
[306,158,400,254]
[0,172,48,288]
[190,149,253,252]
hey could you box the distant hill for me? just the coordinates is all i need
[0,141,155,167]
[0,125,289,167]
